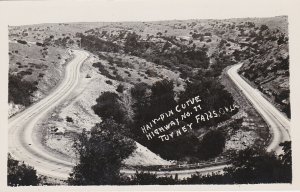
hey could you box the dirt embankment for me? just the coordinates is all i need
[220,66,271,152]
[9,42,71,117]
[41,52,174,166]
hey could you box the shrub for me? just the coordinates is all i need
[92,92,125,124]
[66,116,74,123]
[9,74,37,106]
[115,74,124,81]
[197,130,226,160]
[18,70,32,77]
[8,154,40,186]
[145,69,158,77]
[105,80,113,85]
[17,40,27,44]
[68,119,136,185]
[116,84,124,93]
[79,34,121,53]
[38,73,44,78]
[93,62,115,79]
[260,24,269,31]
[36,42,44,46]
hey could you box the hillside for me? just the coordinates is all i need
[8,16,289,166]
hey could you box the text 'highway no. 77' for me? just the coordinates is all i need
[140,95,239,141]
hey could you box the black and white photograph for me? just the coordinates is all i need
[1,0,300,190]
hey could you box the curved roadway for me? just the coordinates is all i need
[8,55,291,180]
[9,50,89,179]
[227,64,290,154]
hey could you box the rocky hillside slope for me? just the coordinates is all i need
[237,20,289,117]
[8,16,289,164]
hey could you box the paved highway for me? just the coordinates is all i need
[8,54,290,180]
[122,164,228,179]
[8,50,89,179]
[227,64,290,154]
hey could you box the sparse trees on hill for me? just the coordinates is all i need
[79,34,121,52]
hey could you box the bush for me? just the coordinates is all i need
[9,74,37,106]
[93,62,116,80]
[126,171,177,185]
[197,130,226,160]
[66,116,74,123]
[179,78,235,125]
[36,42,44,46]
[8,154,40,186]
[17,40,27,44]
[149,79,176,118]
[79,34,121,53]
[145,69,158,77]
[116,84,124,93]
[68,119,136,185]
[260,24,269,31]
[18,70,32,77]
[92,92,125,124]
[120,142,292,184]
[105,80,113,85]
[38,73,44,78]
[131,82,149,99]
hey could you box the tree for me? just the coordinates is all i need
[149,131,200,160]
[7,154,40,186]
[280,141,291,166]
[278,141,292,182]
[116,84,124,93]
[197,130,226,160]
[181,142,292,184]
[130,83,151,141]
[92,92,126,124]
[17,40,27,44]
[131,79,176,138]
[179,78,235,125]
[149,79,176,119]
[124,32,142,55]
[260,24,269,31]
[224,146,292,183]
[128,171,177,185]
[68,119,136,185]
[118,143,292,185]
[9,74,37,106]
